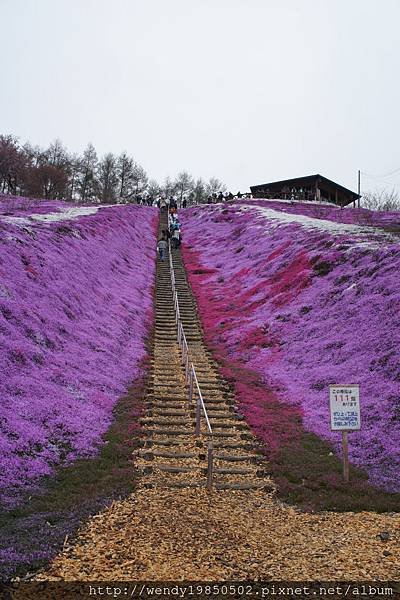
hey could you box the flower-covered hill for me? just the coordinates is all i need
[0,198,157,508]
[181,201,400,500]
[240,197,400,231]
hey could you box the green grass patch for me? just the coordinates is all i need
[270,427,400,512]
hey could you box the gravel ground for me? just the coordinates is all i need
[36,488,400,581]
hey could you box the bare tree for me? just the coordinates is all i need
[174,171,194,204]
[47,139,69,170]
[78,143,98,203]
[193,178,206,204]
[68,153,80,201]
[38,139,71,199]
[27,163,68,199]
[161,176,175,199]
[98,153,118,203]
[116,152,133,202]
[147,178,161,198]
[0,132,230,207]
[205,176,227,197]
[131,162,148,202]
[0,135,25,194]
[361,189,400,211]
[22,142,44,169]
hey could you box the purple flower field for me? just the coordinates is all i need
[0,197,157,507]
[0,195,64,216]
[181,200,400,493]
[240,198,400,230]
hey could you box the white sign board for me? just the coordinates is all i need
[329,385,361,431]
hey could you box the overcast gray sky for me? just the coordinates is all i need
[1,0,400,194]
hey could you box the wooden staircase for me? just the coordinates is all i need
[135,212,275,493]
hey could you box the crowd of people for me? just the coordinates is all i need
[157,199,182,262]
[155,191,253,261]
[205,190,251,203]
[134,194,188,208]
[134,190,251,207]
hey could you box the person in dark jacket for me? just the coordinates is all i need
[157,235,167,261]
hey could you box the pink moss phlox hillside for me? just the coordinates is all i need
[0,202,157,507]
[181,204,400,492]
[0,194,65,216]
[235,198,400,229]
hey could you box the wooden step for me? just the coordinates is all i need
[146,394,188,401]
[146,400,187,408]
[157,465,196,474]
[147,410,187,417]
[149,389,187,395]
[206,441,256,451]
[212,467,255,476]
[147,402,184,409]
[206,412,243,420]
[204,431,239,438]
[151,382,186,388]
[201,398,232,405]
[201,422,247,430]
[141,439,186,448]
[139,450,197,460]
[140,418,188,427]
[144,428,193,436]
[214,454,258,463]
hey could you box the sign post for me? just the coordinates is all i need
[342,430,349,483]
[329,385,361,483]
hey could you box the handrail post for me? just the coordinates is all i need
[175,293,179,324]
[182,336,186,365]
[206,441,214,492]
[189,367,194,405]
[185,353,189,383]
[195,397,201,436]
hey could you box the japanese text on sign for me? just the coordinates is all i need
[329,385,360,430]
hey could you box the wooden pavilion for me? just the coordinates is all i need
[250,174,360,207]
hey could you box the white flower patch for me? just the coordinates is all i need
[239,204,395,242]
[1,206,100,226]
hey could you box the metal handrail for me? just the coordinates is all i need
[190,366,212,434]
[168,240,214,491]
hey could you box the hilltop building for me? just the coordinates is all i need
[250,174,360,207]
